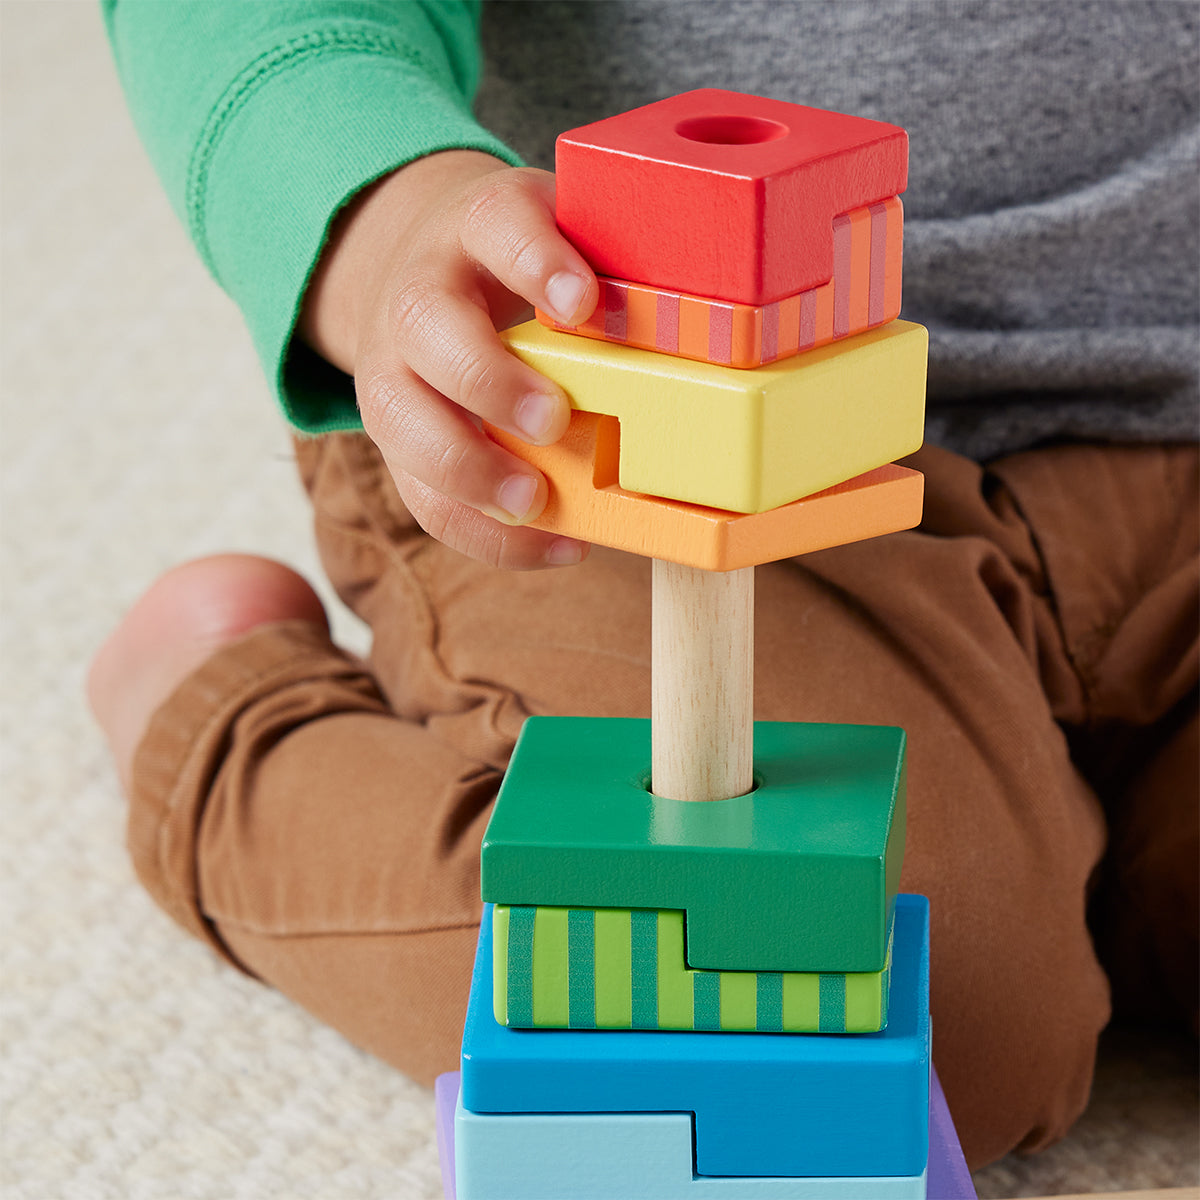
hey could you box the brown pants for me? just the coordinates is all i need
[127,435,1198,1169]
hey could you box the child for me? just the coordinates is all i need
[90,0,1198,1168]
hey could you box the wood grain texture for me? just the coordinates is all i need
[652,560,754,802]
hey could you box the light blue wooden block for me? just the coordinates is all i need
[454,1093,927,1199]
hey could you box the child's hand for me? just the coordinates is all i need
[299,150,597,569]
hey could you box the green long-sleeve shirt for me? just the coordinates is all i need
[102,0,521,433]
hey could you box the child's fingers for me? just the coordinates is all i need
[359,364,555,528]
[382,168,594,447]
[395,472,589,571]
[381,272,572,447]
[321,156,601,570]
[458,167,597,326]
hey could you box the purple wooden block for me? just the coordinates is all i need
[927,1068,975,1199]
[436,1072,458,1200]
[434,1068,976,1199]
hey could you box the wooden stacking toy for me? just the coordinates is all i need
[435,89,976,1199]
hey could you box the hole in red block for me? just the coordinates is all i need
[675,115,788,145]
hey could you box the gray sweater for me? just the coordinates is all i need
[477,0,1199,460]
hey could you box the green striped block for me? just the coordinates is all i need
[493,905,893,1033]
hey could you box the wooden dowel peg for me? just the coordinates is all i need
[651,559,754,802]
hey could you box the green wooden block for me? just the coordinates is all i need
[482,717,905,973]
[492,903,893,1032]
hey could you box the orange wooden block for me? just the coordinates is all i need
[487,411,924,571]
[539,199,903,368]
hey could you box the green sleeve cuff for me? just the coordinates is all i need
[103,0,523,433]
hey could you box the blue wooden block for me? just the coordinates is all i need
[460,896,931,1178]
[454,1096,928,1199]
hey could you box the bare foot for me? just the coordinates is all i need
[88,554,328,790]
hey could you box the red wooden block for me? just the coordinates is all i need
[538,197,903,367]
[556,89,908,305]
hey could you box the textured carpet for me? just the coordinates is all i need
[1,4,1195,1198]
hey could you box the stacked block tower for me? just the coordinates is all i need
[437,90,975,1199]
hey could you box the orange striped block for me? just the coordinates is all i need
[486,410,923,571]
[539,198,903,368]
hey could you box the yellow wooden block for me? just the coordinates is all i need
[501,318,927,514]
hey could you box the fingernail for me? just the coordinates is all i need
[496,473,540,523]
[545,538,584,566]
[515,391,561,443]
[545,271,588,324]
